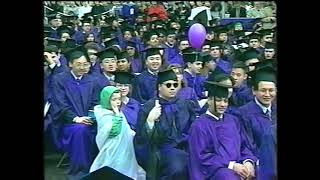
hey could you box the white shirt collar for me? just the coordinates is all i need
[206,110,223,121]
[71,71,82,80]
[184,69,195,77]
[103,72,115,81]
[255,97,271,114]
[147,69,158,76]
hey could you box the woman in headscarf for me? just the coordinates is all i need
[89,86,146,180]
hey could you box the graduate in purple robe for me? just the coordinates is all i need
[125,41,144,73]
[237,61,277,180]
[82,42,102,76]
[246,33,264,55]
[113,72,141,131]
[72,18,99,45]
[182,50,207,99]
[134,69,196,180]
[95,48,119,91]
[189,81,257,180]
[209,40,232,75]
[230,61,254,108]
[46,14,61,39]
[132,47,164,104]
[162,28,184,66]
[50,47,100,177]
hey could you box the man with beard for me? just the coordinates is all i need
[134,69,196,180]
[133,47,164,104]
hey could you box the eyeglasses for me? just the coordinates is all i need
[163,82,179,88]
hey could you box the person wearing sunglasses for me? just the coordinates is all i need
[189,81,257,180]
[134,69,196,180]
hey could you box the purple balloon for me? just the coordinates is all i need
[188,23,207,49]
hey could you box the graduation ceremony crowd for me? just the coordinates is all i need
[43,1,277,180]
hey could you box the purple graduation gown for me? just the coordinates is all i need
[128,56,143,74]
[188,113,257,180]
[177,86,201,116]
[121,98,141,131]
[238,100,277,180]
[163,44,185,66]
[95,72,111,92]
[134,97,196,179]
[215,58,232,75]
[50,71,100,174]
[183,71,207,99]
[89,60,101,76]
[132,70,157,104]
[231,83,254,107]
[72,29,99,45]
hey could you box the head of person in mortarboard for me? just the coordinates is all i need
[248,62,277,106]
[60,39,77,54]
[116,51,131,72]
[84,32,96,43]
[142,47,164,72]
[183,51,203,75]
[57,25,74,42]
[114,72,135,97]
[157,69,179,100]
[64,46,91,77]
[97,47,118,74]
[231,61,248,88]
[125,40,139,58]
[44,44,60,67]
[201,39,211,53]
[46,38,63,53]
[239,48,261,72]
[122,26,136,41]
[177,35,190,52]
[103,37,121,51]
[257,28,274,45]
[216,25,229,43]
[83,42,101,65]
[206,26,215,41]
[165,28,177,46]
[47,13,63,29]
[263,42,276,59]
[81,17,93,33]
[100,26,118,42]
[143,30,160,47]
[206,81,233,116]
[155,27,167,45]
[209,40,223,58]
[246,32,262,49]
[201,52,218,76]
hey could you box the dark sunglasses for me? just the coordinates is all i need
[163,82,179,88]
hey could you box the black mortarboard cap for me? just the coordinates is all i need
[200,52,214,63]
[183,52,203,63]
[143,30,159,41]
[264,42,276,50]
[116,51,129,60]
[239,48,260,62]
[64,45,89,62]
[81,17,92,24]
[210,40,223,48]
[81,166,133,180]
[125,40,137,48]
[246,32,261,40]
[156,27,167,36]
[44,45,59,53]
[257,28,274,36]
[57,25,74,37]
[166,28,177,36]
[105,16,117,24]
[142,47,164,57]
[96,47,118,60]
[114,72,135,85]
[206,81,232,98]
[232,61,248,72]
[121,26,135,34]
[60,39,77,53]
[157,69,178,84]
[181,47,197,54]
[46,38,63,48]
[103,37,119,48]
[248,62,276,85]
[215,25,229,34]
[192,9,208,27]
